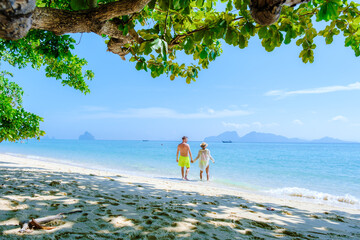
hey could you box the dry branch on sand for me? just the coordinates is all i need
[19,210,82,233]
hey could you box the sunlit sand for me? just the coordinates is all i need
[1,153,359,239]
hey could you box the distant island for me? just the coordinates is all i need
[204,131,355,143]
[79,131,95,140]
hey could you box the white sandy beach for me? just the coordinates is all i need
[0,153,359,239]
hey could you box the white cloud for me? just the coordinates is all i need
[253,122,279,128]
[293,119,304,125]
[222,122,250,129]
[265,82,360,98]
[331,115,348,122]
[82,107,251,119]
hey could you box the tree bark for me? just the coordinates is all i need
[0,0,150,39]
[0,0,36,40]
[31,0,150,35]
[250,0,283,26]
[0,0,150,59]
[250,0,310,25]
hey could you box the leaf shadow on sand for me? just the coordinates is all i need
[0,163,360,240]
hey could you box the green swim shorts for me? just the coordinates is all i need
[178,155,190,168]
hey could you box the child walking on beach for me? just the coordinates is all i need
[192,142,215,181]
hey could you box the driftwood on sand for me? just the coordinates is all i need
[19,210,82,233]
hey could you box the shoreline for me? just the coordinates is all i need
[0,153,357,212]
[1,153,360,238]
[2,151,359,211]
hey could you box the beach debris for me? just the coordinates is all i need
[244,229,253,235]
[266,207,275,211]
[49,180,61,187]
[239,204,249,209]
[19,209,82,233]
[104,177,115,181]
[281,210,292,215]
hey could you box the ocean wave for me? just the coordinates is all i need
[266,187,359,206]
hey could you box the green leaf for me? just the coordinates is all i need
[325,35,333,44]
[200,49,208,59]
[122,25,129,36]
[161,40,168,61]
[184,37,194,51]
[225,28,238,46]
[173,0,181,9]
[258,27,268,39]
[196,0,205,8]
[194,30,206,42]
[318,0,341,21]
[345,36,353,47]
[135,61,143,71]
[181,0,190,8]
[226,0,233,12]
[238,35,247,49]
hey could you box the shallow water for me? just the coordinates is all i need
[1,140,359,208]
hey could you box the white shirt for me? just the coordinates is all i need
[193,149,215,171]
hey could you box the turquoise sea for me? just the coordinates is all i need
[0,140,359,209]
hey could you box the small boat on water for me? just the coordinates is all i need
[142,140,149,142]
[222,140,232,143]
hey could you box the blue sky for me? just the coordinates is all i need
[6,26,360,141]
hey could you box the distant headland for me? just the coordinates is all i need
[204,131,355,143]
[79,131,95,140]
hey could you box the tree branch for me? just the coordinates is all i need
[29,0,149,59]
[32,0,151,35]
[107,38,130,60]
[92,0,151,22]
[170,26,208,46]
[169,17,244,46]
[1,0,151,40]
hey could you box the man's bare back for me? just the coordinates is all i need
[178,143,190,157]
[176,136,193,180]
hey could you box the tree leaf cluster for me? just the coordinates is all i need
[0,73,45,142]
[0,30,93,141]
[115,0,360,82]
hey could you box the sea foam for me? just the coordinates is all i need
[266,187,360,208]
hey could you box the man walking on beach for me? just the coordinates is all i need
[176,136,193,180]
